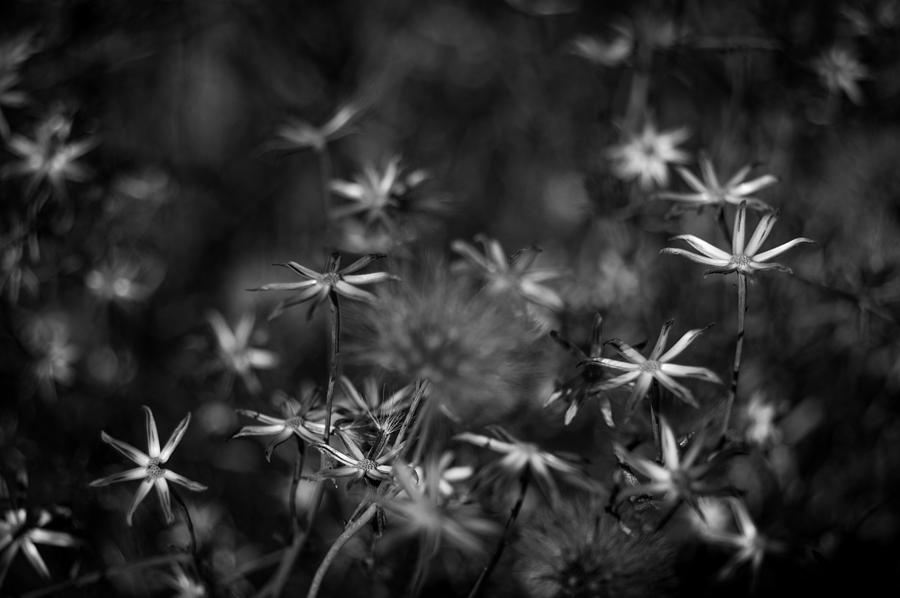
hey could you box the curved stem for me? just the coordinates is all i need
[171,487,198,557]
[467,474,530,598]
[719,272,748,442]
[306,503,379,598]
[323,292,341,443]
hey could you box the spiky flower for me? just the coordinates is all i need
[701,497,778,580]
[582,320,721,415]
[452,235,564,311]
[206,310,279,395]
[455,427,593,504]
[814,47,868,104]
[2,112,96,200]
[252,252,395,320]
[272,103,359,153]
[661,202,814,277]
[606,121,690,189]
[232,390,331,461]
[90,406,207,526]
[330,156,433,226]
[656,156,777,212]
[313,429,403,485]
[516,497,678,598]
[614,418,726,516]
[0,508,79,588]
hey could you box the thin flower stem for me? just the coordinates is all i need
[306,502,379,598]
[719,273,748,442]
[467,473,530,598]
[171,487,198,557]
[395,379,428,453]
[649,381,662,462]
[22,553,193,598]
[323,292,341,443]
[289,437,306,533]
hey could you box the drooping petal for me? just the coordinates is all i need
[143,405,161,458]
[126,479,154,526]
[254,280,318,292]
[100,432,150,467]
[164,470,208,492]
[588,356,641,371]
[333,280,378,303]
[155,478,175,524]
[160,412,192,462]
[20,539,51,578]
[89,467,147,487]
[655,371,698,407]
[313,443,359,468]
[599,370,641,390]
[625,373,653,415]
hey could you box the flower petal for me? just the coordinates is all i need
[155,478,175,524]
[143,405,161,458]
[669,235,731,261]
[625,373,653,415]
[650,320,674,360]
[100,432,150,467]
[655,372,698,407]
[339,253,386,275]
[753,237,815,263]
[744,211,779,256]
[342,272,394,285]
[732,203,748,254]
[164,470,208,492]
[89,467,147,487]
[660,247,732,267]
[661,363,722,384]
[160,412,191,462]
[658,326,711,363]
[20,539,51,578]
[333,280,378,303]
[126,479,154,526]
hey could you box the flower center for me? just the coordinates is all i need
[357,458,378,472]
[638,360,660,373]
[322,272,341,287]
[146,457,164,479]
[731,254,752,272]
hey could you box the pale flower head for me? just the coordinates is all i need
[0,508,79,587]
[90,406,207,526]
[814,46,868,104]
[607,121,690,189]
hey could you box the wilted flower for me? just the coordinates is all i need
[90,406,207,526]
[814,47,868,104]
[0,508,79,588]
[252,252,395,320]
[546,313,614,426]
[452,235,564,311]
[656,156,777,212]
[583,320,721,415]
[206,311,279,395]
[615,418,725,516]
[661,202,814,277]
[455,427,593,504]
[607,121,690,189]
[516,497,678,598]
[272,103,359,153]
[232,390,331,461]
[2,112,96,201]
